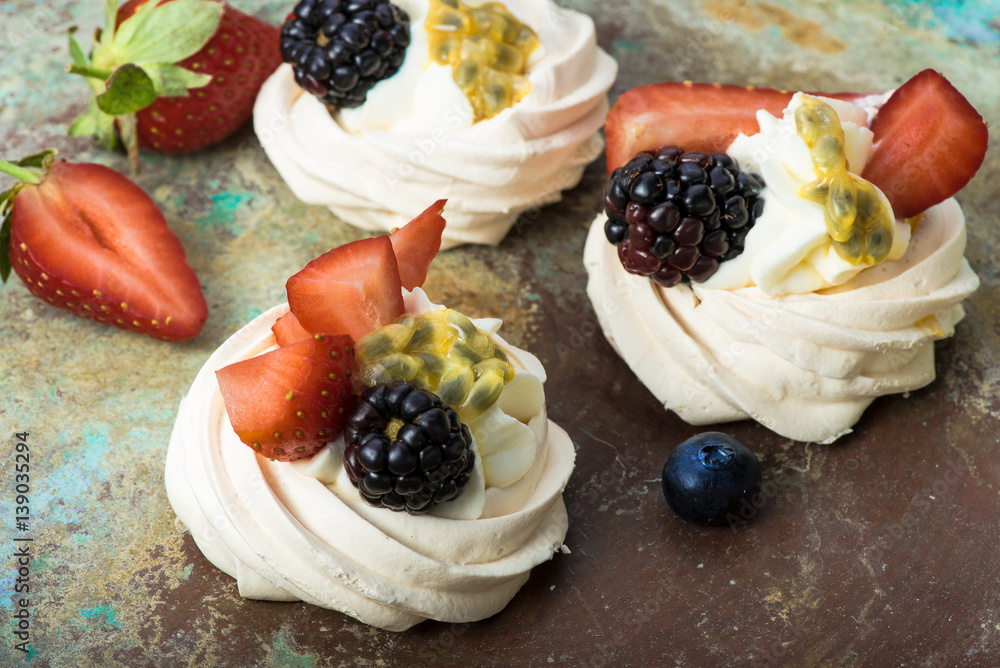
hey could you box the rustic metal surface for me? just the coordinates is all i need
[1,0,999,665]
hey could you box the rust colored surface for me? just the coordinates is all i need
[1,0,998,665]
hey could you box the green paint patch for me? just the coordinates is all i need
[269,631,316,667]
[612,39,646,53]
[523,292,541,301]
[246,307,263,323]
[181,563,193,580]
[883,0,1000,42]
[81,605,120,628]
[197,191,253,235]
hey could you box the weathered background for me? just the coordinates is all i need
[1,0,998,665]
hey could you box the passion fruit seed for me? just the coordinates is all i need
[794,95,894,266]
[356,309,515,421]
[425,0,539,121]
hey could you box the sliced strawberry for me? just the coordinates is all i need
[217,333,357,461]
[862,69,988,218]
[604,80,878,174]
[286,235,405,341]
[272,311,311,346]
[2,155,206,341]
[389,199,447,290]
[605,82,795,173]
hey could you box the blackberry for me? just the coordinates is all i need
[343,380,475,515]
[281,0,411,109]
[603,146,766,287]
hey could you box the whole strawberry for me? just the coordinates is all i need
[0,150,208,341]
[67,0,281,167]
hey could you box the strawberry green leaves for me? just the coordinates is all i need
[96,64,157,115]
[108,0,222,66]
[66,0,222,170]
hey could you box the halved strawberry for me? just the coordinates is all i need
[862,69,988,219]
[389,199,447,290]
[605,82,795,174]
[286,235,405,341]
[271,311,311,346]
[216,333,357,461]
[1,151,207,341]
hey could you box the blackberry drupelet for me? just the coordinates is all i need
[281,0,411,108]
[603,146,766,287]
[344,380,475,514]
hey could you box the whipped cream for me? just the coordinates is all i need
[704,93,910,295]
[165,292,575,630]
[336,0,547,134]
[253,0,617,248]
[584,94,979,443]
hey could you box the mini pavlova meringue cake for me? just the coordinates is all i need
[166,201,575,630]
[255,0,617,248]
[585,71,986,443]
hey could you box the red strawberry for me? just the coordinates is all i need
[272,311,311,346]
[286,235,405,341]
[389,199,447,290]
[68,0,281,166]
[0,151,207,341]
[862,69,988,219]
[216,333,357,461]
[605,82,795,174]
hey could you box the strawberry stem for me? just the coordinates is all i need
[0,161,42,185]
[66,63,113,81]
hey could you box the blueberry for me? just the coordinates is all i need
[660,432,761,526]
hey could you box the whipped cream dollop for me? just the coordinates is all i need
[584,94,980,443]
[704,93,910,295]
[165,291,575,630]
[253,0,617,248]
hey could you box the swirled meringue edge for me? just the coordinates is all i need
[583,199,979,443]
[165,303,575,631]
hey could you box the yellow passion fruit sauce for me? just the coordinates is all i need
[425,0,539,121]
[795,95,895,266]
[356,308,515,421]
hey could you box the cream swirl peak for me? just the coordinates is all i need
[703,94,911,295]
[256,0,617,248]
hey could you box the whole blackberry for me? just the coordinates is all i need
[343,380,475,514]
[603,146,766,287]
[281,0,411,108]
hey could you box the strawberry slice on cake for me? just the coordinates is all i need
[217,200,449,459]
